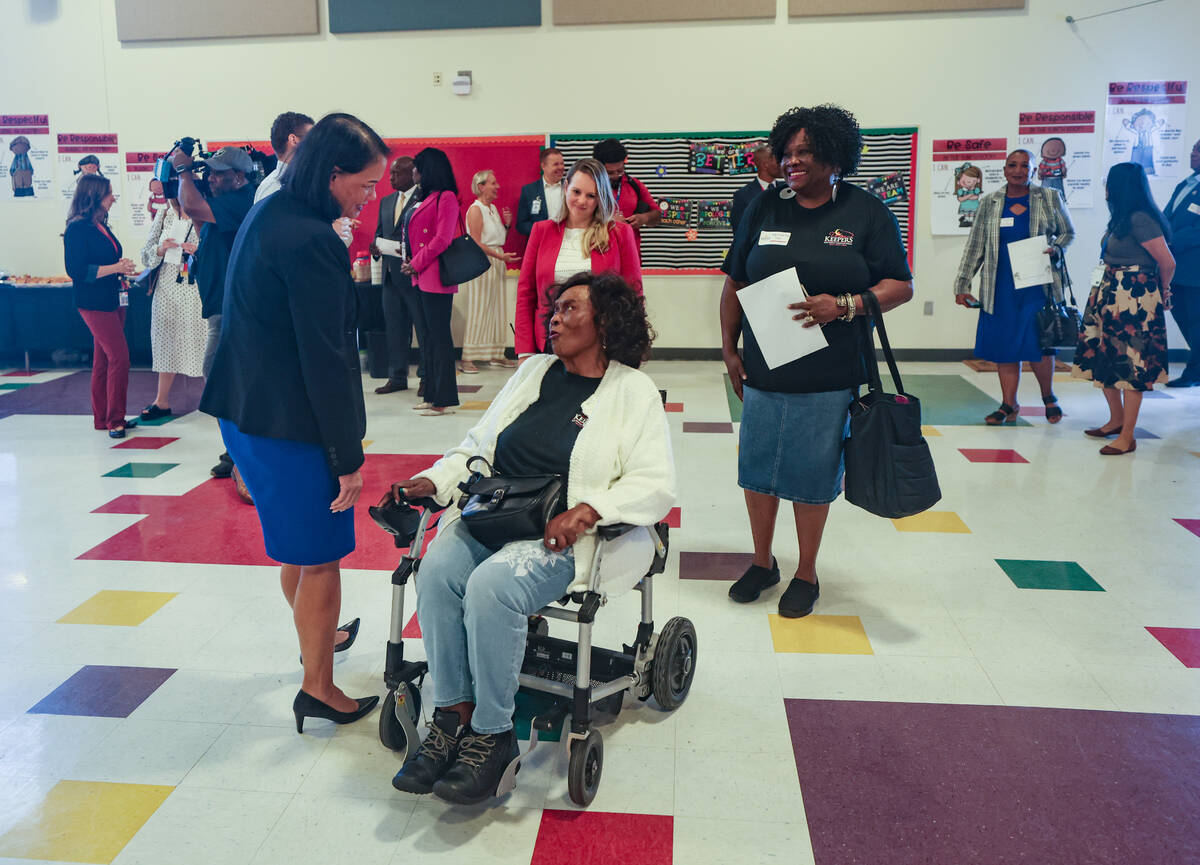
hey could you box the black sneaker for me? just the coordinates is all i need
[728,557,780,603]
[211,452,234,478]
[432,727,519,805]
[778,576,820,618]
[392,708,463,795]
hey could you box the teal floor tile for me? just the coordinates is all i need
[905,374,1031,426]
[0,383,32,390]
[995,559,1103,591]
[135,413,179,426]
[513,689,563,742]
[102,462,179,479]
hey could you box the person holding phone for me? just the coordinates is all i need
[63,173,139,438]
[953,148,1075,424]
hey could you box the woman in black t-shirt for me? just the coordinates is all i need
[720,105,914,618]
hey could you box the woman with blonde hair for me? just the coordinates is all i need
[461,169,519,373]
[515,158,641,358]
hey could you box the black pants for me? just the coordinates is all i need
[418,290,459,408]
[1171,283,1200,379]
[382,272,425,383]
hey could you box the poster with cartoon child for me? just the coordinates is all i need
[1017,111,1096,208]
[930,138,1007,235]
[1104,81,1188,179]
[57,133,123,219]
[0,114,54,200]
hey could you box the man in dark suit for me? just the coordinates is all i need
[515,147,565,236]
[1165,137,1200,386]
[730,144,783,238]
[370,156,424,394]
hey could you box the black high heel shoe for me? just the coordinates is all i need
[299,618,361,666]
[293,689,379,734]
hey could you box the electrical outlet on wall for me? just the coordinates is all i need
[924,301,934,316]
[432,73,442,86]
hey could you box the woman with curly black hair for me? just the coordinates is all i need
[720,104,914,617]
[384,271,674,805]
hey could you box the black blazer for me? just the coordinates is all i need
[63,220,123,311]
[200,191,367,476]
[374,187,419,287]
[1165,174,1200,287]
[516,178,553,237]
[730,179,776,240]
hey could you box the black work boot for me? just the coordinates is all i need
[432,727,520,805]
[392,708,462,794]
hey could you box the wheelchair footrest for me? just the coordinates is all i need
[531,700,571,733]
[384,659,428,691]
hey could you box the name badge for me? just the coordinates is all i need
[1189,202,1200,216]
[758,231,791,246]
[1090,264,1106,288]
[531,199,542,215]
[118,289,129,308]
[999,217,1015,228]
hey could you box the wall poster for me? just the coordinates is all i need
[1103,81,1189,179]
[1017,110,1096,208]
[930,137,1007,236]
[1,114,54,200]
[58,133,122,217]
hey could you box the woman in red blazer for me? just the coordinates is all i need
[402,147,462,414]
[515,158,641,357]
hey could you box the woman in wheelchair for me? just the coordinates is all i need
[381,271,675,805]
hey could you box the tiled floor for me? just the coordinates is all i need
[0,360,1198,864]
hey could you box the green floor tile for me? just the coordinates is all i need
[0,383,32,390]
[102,462,179,479]
[135,413,179,426]
[995,559,1103,591]
[723,374,743,424]
[904,374,1031,426]
[513,689,563,742]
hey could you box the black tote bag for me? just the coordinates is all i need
[843,292,942,519]
[434,195,490,286]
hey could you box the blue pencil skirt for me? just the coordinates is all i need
[218,419,355,566]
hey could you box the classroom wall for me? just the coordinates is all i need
[2,0,1198,350]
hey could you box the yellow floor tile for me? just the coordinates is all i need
[921,425,942,437]
[460,400,492,411]
[0,780,173,864]
[891,510,971,534]
[57,590,177,626]
[361,439,374,449]
[768,614,874,655]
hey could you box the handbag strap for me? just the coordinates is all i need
[434,190,467,237]
[860,290,905,395]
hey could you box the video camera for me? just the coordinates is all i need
[153,138,275,199]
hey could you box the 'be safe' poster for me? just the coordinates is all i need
[1017,111,1096,208]
[1,114,54,200]
[1103,81,1188,179]
[930,138,1007,236]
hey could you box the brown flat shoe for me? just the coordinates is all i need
[1099,440,1136,455]
[374,381,408,395]
[1084,425,1123,438]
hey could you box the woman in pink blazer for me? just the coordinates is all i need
[515,158,642,357]
[402,147,461,414]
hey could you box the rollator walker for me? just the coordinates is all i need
[370,493,697,806]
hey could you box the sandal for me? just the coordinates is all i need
[984,403,1019,425]
[1042,394,1063,424]
[460,362,479,374]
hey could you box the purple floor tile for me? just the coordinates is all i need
[682,421,733,434]
[1132,427,1160,439]
[786,699,1200,865]
[28,665,176,718]
[1142,390,1173,399]
[1175,519,1200,540]
[0,370,203,421]
[679,551,753,580]
[457,384,482,394]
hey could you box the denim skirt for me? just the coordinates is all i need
[738,386,852,505]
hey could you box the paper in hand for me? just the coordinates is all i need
[1007,236,1053,289]
[163,218,192,266]
[736,268,828,369]
[375,238,402,257]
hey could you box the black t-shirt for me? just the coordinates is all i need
[722,182,912,393]
[195,184,256,318]
[494,361,603,487]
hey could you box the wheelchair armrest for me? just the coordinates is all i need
[597,523,639,542]
[404,496,446,513]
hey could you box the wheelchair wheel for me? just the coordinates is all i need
[567,729,603,806]
[379,683,422,757]
[651,617,697,710]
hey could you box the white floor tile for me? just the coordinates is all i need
[69,717,226,785]
[673,815,815,865]
[390,800,543,865]
[251,794,414,865]
[179,723,331,794]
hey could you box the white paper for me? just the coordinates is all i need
[1007,236,1053,289]
[375,237,402,257]
[163,217,191,266]
[736,269,828,369]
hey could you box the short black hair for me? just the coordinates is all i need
[413,147,459,198]
[1105,161,1171,240]
[544,271,655,368]
[269,111,314,155]
[282,113,388,221]
[592,138,628,164]
[768,104,863,176]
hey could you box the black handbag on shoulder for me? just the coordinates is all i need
[843,292,942,519]
[456,456,566,550]
[1036,248,1082,351]
[433,194,491,286]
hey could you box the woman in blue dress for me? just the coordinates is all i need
[953,149,1075,424]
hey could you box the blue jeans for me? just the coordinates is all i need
[417,518,576,734]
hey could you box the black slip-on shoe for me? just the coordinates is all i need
[728,557,780,603]
[778,577,820,619]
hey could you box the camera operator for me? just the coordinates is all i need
[170,143,256,478]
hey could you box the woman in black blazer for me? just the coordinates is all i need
[199,113,389,732]
[63,174,138,437]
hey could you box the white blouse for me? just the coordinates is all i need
[554,227,591,282]
[469,200,507,247]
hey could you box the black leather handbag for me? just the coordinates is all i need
[1036,247,1082,351]
[456,457,566,550]
[434,195,490,286]
[844,292,942,519]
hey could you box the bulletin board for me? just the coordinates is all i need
[551,128,918,273]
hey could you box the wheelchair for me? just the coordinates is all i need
[370,493,697,806]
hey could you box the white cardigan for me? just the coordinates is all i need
[416,354,677,585]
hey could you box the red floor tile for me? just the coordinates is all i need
[1146,627,1200,668]
[2,369,46,376]
[958,448,1029,464]
[531,810,672,865]
[665,507,681,528]
[664,402,684,413]
[1175,519,1200,540]
[111,436,179,450]
[403,612,421,639]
